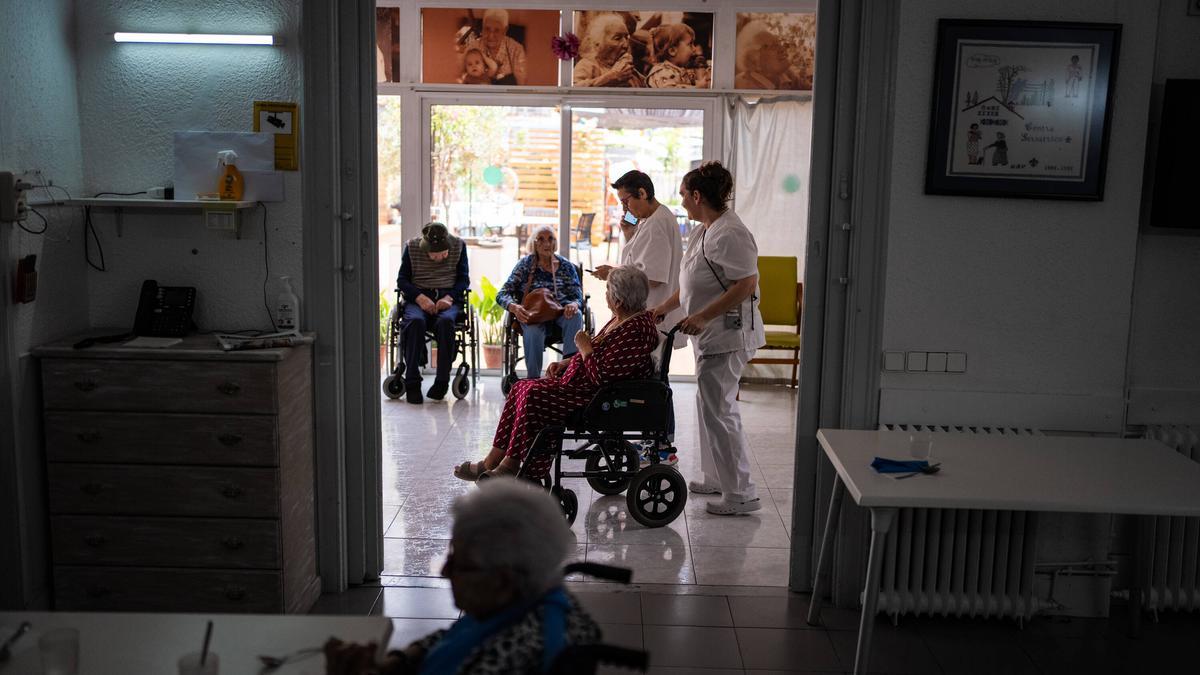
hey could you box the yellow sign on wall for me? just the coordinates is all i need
[252,101,299,171]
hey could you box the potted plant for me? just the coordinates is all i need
[379,290,393,369]
[469,276,506,369]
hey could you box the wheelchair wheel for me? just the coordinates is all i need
[552,486,579,526]
[382,374,405,400]
[452,364,471,400]
[627,465,687,528]
[585,441,642,496]
[501,372,519,397]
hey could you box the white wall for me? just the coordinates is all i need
[878,0,1160,432]
[1126,2,1200,426]
[73,0,304,333]
[0,0,88,608]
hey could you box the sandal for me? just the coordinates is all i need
[453,460,487,482]
[478,458,520,481]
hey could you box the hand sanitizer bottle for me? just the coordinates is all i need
[276,276,300,335]
[217,150,245,200]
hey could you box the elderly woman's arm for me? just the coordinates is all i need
[579,319,657,386]
[496,257,530,319]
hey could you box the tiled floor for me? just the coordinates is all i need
[380,376,799,588]
[310,584,1200,674]
[308,374,1200,673]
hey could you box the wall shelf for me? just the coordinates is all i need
[32,198,259,237]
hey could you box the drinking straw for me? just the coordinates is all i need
[200,620,214,666]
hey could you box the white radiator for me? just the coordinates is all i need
[1141,425,1200,613]
[876,425,1041,621]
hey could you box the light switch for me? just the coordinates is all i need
[882,351,905,372]
[947,352,967,372]
[927,352,948,372]
[906,351,927,372]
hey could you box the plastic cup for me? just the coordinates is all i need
[178,651,220,675]
[39,627,80,675]
[908,431,933,460]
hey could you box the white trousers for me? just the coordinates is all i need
[695,349,758,502]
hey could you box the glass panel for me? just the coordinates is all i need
[377,96,402,370]
[375,8,400,83]
[569,106,705,375]
[430,104,561,352]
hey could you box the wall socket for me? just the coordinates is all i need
[0,170,31,222]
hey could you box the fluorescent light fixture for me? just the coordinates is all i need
[114,32,276,45]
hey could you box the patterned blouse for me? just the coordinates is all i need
[496,254,584,312]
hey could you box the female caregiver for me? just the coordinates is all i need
[651,161,765,515]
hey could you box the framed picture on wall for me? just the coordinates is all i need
[924,20,1121,200]
[571,11,713,89]
[421,8,560,86]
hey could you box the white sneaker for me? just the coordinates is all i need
[706,498,763,515]
[688,480,721,495]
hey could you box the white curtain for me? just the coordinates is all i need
[726,96,813,280]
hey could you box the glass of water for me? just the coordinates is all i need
[908,431,934,460]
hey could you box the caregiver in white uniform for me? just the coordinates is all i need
[651,161,765,515]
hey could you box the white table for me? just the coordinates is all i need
[0,611,392,674]
[805,428,1200,675]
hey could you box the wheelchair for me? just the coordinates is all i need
[381,288,478,400]
[499,263,595,397]
[506,327,687,529]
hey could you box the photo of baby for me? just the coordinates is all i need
[422,8,559,86]
[572,11,713,89]
[735,13,816,91]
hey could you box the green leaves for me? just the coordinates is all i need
[469,276,505,344]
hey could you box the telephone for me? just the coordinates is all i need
[133,280,196,337]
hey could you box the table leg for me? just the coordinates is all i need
[853,507,896,675]
[1129,515,1153,638]
[807,478,845,625]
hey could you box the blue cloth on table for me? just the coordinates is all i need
[871,457,930,474]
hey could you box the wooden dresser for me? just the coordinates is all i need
[34,334,320,614]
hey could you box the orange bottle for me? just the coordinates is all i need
[217,150,245,200]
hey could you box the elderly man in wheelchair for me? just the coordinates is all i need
[454,265,688,527]
[388,222,472,404]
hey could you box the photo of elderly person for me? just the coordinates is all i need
[646,23,710,89]
[396,223,470,405]
[454,266,660,482]
[495,225,584,380]
[324,478,600,675]
[735,14,816,90]
[651,162,766,515]
[421,9,559,86]
[573,13,643,88]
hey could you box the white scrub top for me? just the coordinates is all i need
[622,204,685,346]
[678,209,766,357]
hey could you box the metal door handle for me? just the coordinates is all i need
[217,381,241,396]
[218,433,243,446]
[74,380,98,392]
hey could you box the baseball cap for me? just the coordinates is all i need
[421,222,450,253]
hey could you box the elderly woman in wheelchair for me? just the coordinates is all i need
[454,265,659,483]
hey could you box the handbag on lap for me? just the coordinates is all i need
[521,259,564,324]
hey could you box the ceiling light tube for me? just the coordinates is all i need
[114,32,276,45]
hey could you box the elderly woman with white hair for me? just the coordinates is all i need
[466,8,527,85]
[734,19,805,90]
[495,224,585,380]
[456,266,660,481]
[324,478,600,674]
[573,13,644,87]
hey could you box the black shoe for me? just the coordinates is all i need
[427,380,449,401]
[406,385,423,404]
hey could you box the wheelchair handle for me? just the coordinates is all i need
[657,325,683,380]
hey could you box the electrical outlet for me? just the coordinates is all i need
[947,352,967,373]
[927,352,948,372]
[1,170,32,222]
[882,351,906,372]
[906,351,928,372]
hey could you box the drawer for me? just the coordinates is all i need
[41,358,278,414]
[45,411,278,466]
[55,566,282,613]
[49,464,279,518]
[52,516,280,569]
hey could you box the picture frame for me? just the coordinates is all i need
[924,19,1121,200]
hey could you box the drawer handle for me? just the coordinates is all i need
[217,381,242,396]
[77,431,103,443]
[84,534,107,547]
[218,433,244,446]
[74,380,98,392]
[80,482,104,496]
[86,585,111,599]
[224,586,247,601]
[221,536,245,550]
[221,485,244,499]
